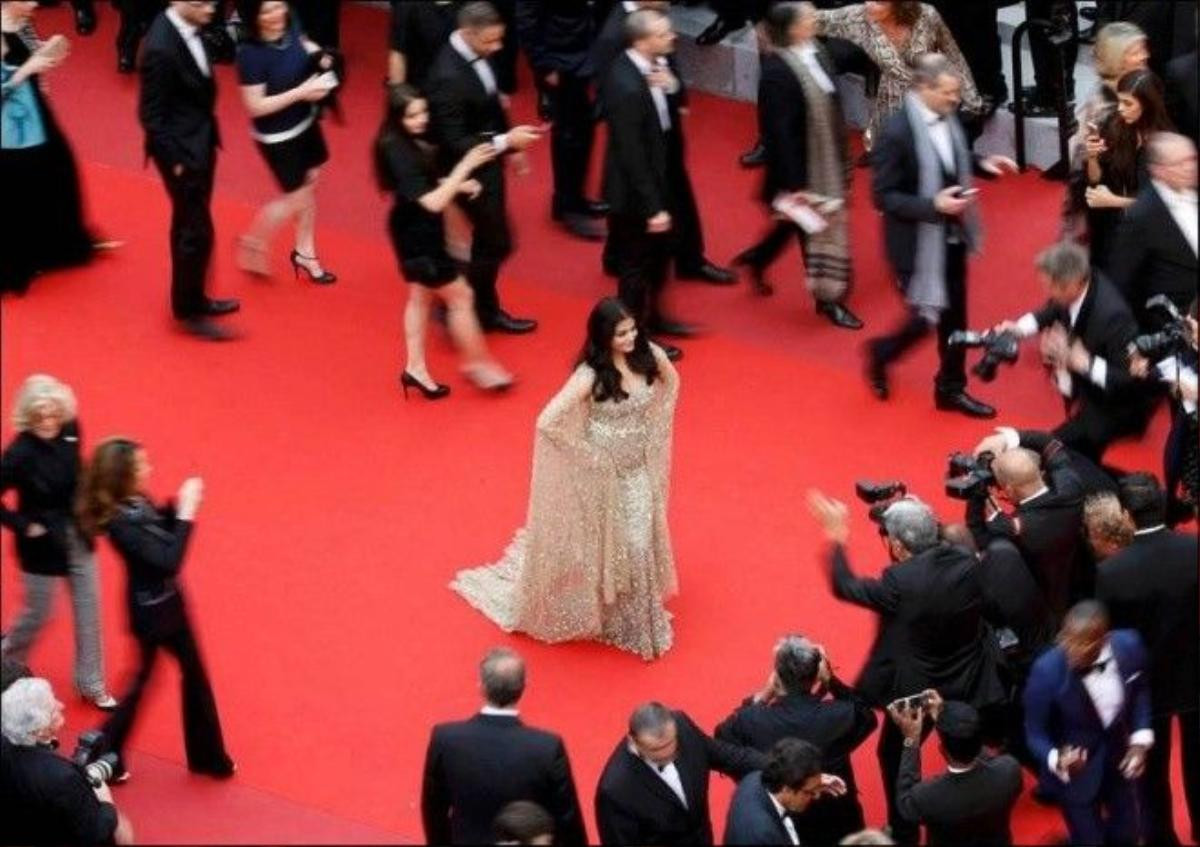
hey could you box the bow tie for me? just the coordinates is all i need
[927,115,945,125]
[1080,659,1109,677]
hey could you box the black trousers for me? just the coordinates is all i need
[457,172,513,324]
[1146,709,1200,845]
[153,155,216,321]
[610,213,671,326]
[1027,0,1079,107]
[101,610,231,774]
[870,243,968,394]
[1052,399,1147,463]
[545,71,597,216]
[930,0,1006,102]
[739,218,848,304]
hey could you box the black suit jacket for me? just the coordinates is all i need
[594,711,766,846]
[896,747,1022,846]
[106,498,192,640]
[515,0,597,77]
[420,713,587,845]
[0,421,85,576]
[1108,182,1199,328]
[601,52,678,219]
[829,542,1006,709]
[1096,528,1199,715]
[590,4,687,117]
[722,771,792,846]
[138,11,219,170]
[1166,51,1199,145]
[757,48,847,204]
[425,40,511,190]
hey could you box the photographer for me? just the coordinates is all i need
[994,240,1149,461]
[1,677,133,846]
[807,491,1006,847]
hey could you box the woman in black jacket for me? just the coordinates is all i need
[77,437,234,779]
[0,375,114,709]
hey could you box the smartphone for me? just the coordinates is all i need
[957,187,980,198]
[892,692,930,712]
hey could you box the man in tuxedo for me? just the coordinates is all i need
[715,635,876,845]
[891,693,1022,846]
[732,2,864,329]
[420,648,587,845]
[387,1,458,89]
[426,2,543,335]
[866,53,1017,419]
[723,738,847,846]
[117,1,232,75]
[807,492,1007,846]
[1024,601,1154,845]
[1109,133,1198,328]
[515,1,608,241]
[996,241,1149,461]
[139,1,240,341]
[594,701,766,845]
[1096,473,1199,845]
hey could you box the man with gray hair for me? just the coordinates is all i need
[595,700,765,844]
[1,677,133,845]
[866,52,1017,419]
[421,648,586,845]
[716,635,877,844]
[808,490,1006,846]
[995,239,1149,460]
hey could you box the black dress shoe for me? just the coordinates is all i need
[202,297,241,317]
[484,310,538,334]
[816,301,864,330]
[677,261,737,285]
[655,340,683,362]
[74,3,97,35]
[696,16,741,46]
[179,318,236,341]
[935,390,996,419]
[583,199,610,218]
[864,351,889,400]
[647,317,696,338]
[117,52,136,74]
[739,143,766,169]
[560,213,605,241]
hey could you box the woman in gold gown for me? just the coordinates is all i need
[452,298,680,659]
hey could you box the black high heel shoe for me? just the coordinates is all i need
[290,250,337,285]
[400,371,450,400]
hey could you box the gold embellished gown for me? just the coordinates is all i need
[451,355,679,660]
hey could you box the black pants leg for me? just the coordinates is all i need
[459,175,513,324]
[100,637,160,764]
[162,621,231,774]
[611,213,670,326]
[154,155,215,321]
[934,243,968,395]
[740,219,797,270]
[1027,0,1078,106]
[1147,712,1182,845]
[871,309,933,371]
[667,146,706,271]
[548,72,596,216]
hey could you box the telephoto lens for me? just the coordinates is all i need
[83,752,122,788]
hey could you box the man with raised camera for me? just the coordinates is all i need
[1,677,133,846]
[994,240,1151,461]
[807,491,1006,846]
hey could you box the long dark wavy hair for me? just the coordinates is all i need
[373,83,432,193]
[577,298,659,402]
[1108,69,1174,191]
[77,437,141,539]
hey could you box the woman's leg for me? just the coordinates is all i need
[100,636,159,766]
[65,532,107,698]
[1,572,58,666]
[292,169,320,266]
[163,618,232,774]
[403,283,434,383]
[443,279,513,387]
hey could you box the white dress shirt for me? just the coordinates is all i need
[165,6,210,77]
[1014,284,1108,395]
[1152,179,1199,256]
[790,43,835,94]
[479,705,519,717]
[629,743,688,807]
[912,96,955,173]
[768,792,801,845]
[625,48,672,131]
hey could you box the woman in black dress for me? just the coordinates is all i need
[235,0,336,283]
[374,84,513,398]
[0,1,100,294]
[78,438,234,780]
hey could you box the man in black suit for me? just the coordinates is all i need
[426,2,544,335]
[117,1,232,75]
[715,635,876,844]
[139,1,240,341]
[1109,132,1198,328]
[807,491,1007,846]
[1096,473,1200,845]
[995,241,1151,461]
[866,53,1017,419]
[1167,51,1199,145]
[515,1,608,241]
[723,738,848,846]
[420,648,587,845]
[594,701,766,845]
[890,692,1022,846]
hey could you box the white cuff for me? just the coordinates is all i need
[1015,313,1039,338]
[1089,356,1108,388]
[997,427,1020,450]
[492,134,510,154]
[1048,749,1071,783]
[1129,729,1155,749]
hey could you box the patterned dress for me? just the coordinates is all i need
[452,354,680,660]
[816,2,982,148]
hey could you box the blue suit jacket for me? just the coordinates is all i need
[1023,629,1152,804]
[723,771,792,846]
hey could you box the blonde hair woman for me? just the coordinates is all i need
[0,375,115,709]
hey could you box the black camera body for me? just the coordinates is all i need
[1133,295,1193,361]
[947,330,1019,382]
[71,730,119,788]
[855,480,908,529]
[945,451,996,500]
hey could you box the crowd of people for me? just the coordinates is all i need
[1,0,1198,844]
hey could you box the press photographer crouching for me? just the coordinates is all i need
[1,677,133,846]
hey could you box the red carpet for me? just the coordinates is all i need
[1,5,1190,844]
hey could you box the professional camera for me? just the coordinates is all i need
[1133,296,1193,361]
[946,330,1019,382]
[855,480,908,527]
[71,729,120,788]
[945,451,996,500]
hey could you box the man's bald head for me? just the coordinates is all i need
[992,448,1044,500]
